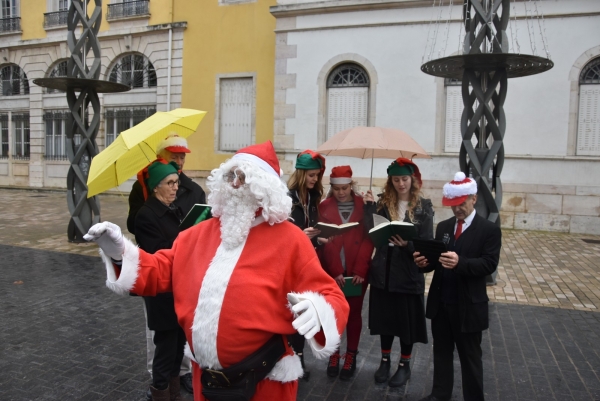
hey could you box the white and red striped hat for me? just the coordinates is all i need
[330,165,353,184]
[442,172,477,206]
[157,133,191,154]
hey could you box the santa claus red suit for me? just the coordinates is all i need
[85,141,349,401]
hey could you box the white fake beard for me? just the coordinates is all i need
[219,184,259,250]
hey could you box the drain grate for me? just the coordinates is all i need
[582,239,600,244]
[29,195,47,198]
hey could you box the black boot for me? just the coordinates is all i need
[339,351,358,381]
[327,351,341,378]
[374,353,391,383]
[298,352,310,381]
[389,359,411,387]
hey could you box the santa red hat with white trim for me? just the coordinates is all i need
[330,165,353,185]
[231,140,282,178]
[157,133,191,154]
[442,171,478,206]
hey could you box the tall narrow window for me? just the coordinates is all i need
[104,107,156,147]
[12,112,29,159]
[109,54,157,89]
[44,111,81,160]
[577,57,600,156]
[0,64,29,96]
[218,77,254,151]
[326,63,369,140]
[444,78,463,152]
[0,114,8,158]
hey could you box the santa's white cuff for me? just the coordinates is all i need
[288,291,340,360]
[100,236,140,295]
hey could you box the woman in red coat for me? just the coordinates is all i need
[318,166,374,381]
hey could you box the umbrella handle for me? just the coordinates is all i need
[369,151,374,191]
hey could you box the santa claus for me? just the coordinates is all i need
[84,141,349,401]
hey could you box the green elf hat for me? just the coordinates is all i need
[386,157,422,186]
[295,150,326,173]
[147,160,179,192]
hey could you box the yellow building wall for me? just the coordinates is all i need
[20,0,46,40]
[173,0,277,172]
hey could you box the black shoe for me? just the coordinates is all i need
[339,351,358,381]
[180,373,193,394]
[146,387,152,401]
[327,352,341,378]
[298,352,310,382]
[374,355,391,383]
[388,361,411,387]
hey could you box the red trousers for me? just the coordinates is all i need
[344,284,367,351]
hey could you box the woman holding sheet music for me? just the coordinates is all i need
[317,166,374,381]
[134,160,186,401]
[363,157,434,388]
[286,149,326,380]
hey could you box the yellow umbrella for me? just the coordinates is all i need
[87,108,207,197]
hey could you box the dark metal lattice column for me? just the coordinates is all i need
[422,0,553,283]
[35,0,128,242]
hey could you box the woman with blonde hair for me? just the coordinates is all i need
[363,157,434,388]
[287,149,326,380]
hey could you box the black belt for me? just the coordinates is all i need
[201,334,287,401]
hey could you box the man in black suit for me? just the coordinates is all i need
[414,172,501,401]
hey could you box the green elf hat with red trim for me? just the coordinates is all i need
[295,150,326,173]
[386,157,422,186]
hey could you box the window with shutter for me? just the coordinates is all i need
[577,58,600,156]
[219,77,254,151]
[326,63,370,140]
[445,85,463,152]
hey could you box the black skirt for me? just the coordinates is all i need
[368,286,428,345]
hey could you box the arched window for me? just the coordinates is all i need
[0,64,29,96]
[46,60,68,93]
[108,54,157,89]
[326,63,369,140]
[577,57,600,155]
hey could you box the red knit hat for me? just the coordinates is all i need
[442,171,478,206]
[232,141,281,178]
[157,133,191,154]
[330,165,353,184]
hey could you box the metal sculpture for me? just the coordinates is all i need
[35,0,128,242]
[421,0,553,283]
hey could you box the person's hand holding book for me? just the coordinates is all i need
[389,234,408,247]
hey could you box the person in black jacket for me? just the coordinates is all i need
[414,172,501,401]
[127,133,205,236]
[286,149,326,380]
[127,134,203,397]
[363,158,434,387]
[135,160,186,401]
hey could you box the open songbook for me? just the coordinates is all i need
[179,204,212,231]
[368,214,417,248]
[314,222,359,238]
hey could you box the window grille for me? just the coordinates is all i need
[0,114,8,159]
[105,107,156,147]
[46,61,68,93]
[0,0,19,33]
[12,113,29,160]
[326,63,369,140]
[109,54,157,89]
[107,0,149,19]
[219,77,254,151]
[0,64,29,96]
[44,111,82,160]
[577,58,600,155]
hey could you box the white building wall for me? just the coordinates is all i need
[272,0,600,234]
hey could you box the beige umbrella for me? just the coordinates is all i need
[316,126,430,189]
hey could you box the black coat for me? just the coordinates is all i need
[424,213,502,333]
[127,171,205,235]
[288,189,320,248]
[135,196,184,331]
[365,198,434,294]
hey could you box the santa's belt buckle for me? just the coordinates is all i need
[205,369,231,387]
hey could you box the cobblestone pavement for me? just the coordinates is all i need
[1,188,600,400]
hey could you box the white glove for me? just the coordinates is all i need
[83,222,125,260]
[291,299,321,340]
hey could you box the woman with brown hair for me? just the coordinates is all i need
[363,158,434,388]
[287,149,326,380]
